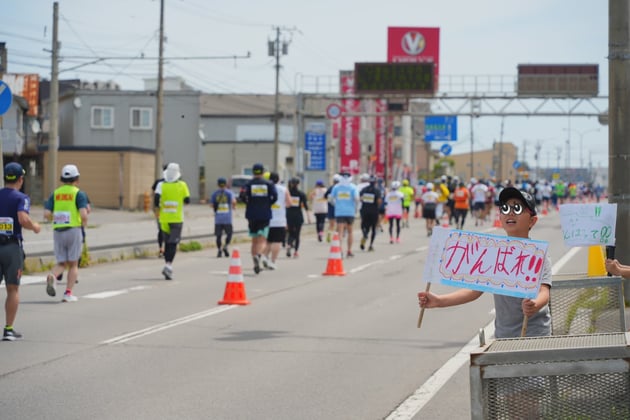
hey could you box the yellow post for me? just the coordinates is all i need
[587,245,606,277]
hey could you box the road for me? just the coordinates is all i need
[0,208,625,419]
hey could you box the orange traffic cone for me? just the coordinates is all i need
[493,208,502,228]
[218,249,250,305]
[322,233,346,276]
[440,212,450,228]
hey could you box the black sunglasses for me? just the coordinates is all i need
[500,203,529,215]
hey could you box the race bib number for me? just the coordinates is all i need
[362,193,375,204]
[53,211,71,225]
[217,203,229,213]
[162,200,178,213]
[337,191,351,200]
[0,217,14,235]
[271,203,281,209]
[290,196,300,207]
[251,184,268,197]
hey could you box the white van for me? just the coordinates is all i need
[229,175,252,202]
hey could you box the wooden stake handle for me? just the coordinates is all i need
[520,315,528,337]
[417,283,431,329]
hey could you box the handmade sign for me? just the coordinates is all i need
[423,227,549,299]
[559,203,617,247]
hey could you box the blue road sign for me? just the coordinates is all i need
[513,160,521,169]
[440,143,452,156]
[0,81,13,116]
[425,115,458,141]
[305,123,326,171]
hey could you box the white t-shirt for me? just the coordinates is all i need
[385,190,404,217]
[270,184,288,227]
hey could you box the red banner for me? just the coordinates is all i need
[339,71,360,175]
[374,99,387,179]
[387,27,440,90]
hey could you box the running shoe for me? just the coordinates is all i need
[158,248,165,258]
[162,266,173,280]
[360,237,366,250]
[223,247,229,257]
[46,274,56,297]
[253,255,261,274]
[286,248,291,258]
[56,273,63,281]
[346,251,354,258]
[396,237,400,243]
[261,255,270,269]
[62,292,78,302]
[390,237,394,244]
[2,328,22,341]
[318,232,323,242]
[368,246,374,252]
[293,251,299,258]
[217,249,222,258]
[266,260,277,270]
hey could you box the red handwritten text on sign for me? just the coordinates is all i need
[438,232,547,297]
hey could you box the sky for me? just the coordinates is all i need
[2,0,610,172]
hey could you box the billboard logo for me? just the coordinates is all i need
[401,31,425,56]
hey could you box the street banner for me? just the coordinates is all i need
[423,227,549,299]
[559,203,617,247]
[374,98,387,178]
[339,71,360,175]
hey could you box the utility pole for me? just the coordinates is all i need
[269,27,292,173]
[154,0,165,180]
[609,0,630,302]
[48,1,60,196]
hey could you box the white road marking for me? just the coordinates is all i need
[83,285,151,299]
[102,305,235,345]
[385,248,576,419]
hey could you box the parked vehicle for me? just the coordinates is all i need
[229,175,252,203]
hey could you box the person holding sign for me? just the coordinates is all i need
[418,187,552,338]
[605,259,630,278]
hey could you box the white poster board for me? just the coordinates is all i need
[559,203,617,247]
[422,227,549,299]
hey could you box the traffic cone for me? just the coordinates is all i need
[218,249,250,305]
[587,245,607,277]
[440,213,450,228]
[322,233,346,276]
[493,208,502,228]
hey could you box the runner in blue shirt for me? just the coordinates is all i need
[211,177,236,258]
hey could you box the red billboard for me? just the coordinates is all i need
[387,27,440,90]
[339,71,361,175]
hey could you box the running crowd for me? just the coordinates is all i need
[0,159,609,341]
[209,163,607,275]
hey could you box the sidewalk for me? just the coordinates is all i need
[21,204,252,271]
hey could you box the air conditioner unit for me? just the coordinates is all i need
[81,81,93,90]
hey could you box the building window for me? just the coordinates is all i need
[91,106,114,129]
[130,107,152,130]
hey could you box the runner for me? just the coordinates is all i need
[210,177,236,258]
[330,173,359,257]
[43,164,89,300]
[244,163,277,274]
[286,178,311,258]
[262,172,290,270]
[399,179,414,228]
[324,174,341,242]
[384,181,404,243]
[359,176,381,252]
[154,163,190,280]
[309,179,328,242]
[420,182,439,237]
[453,181,470,230]
[0,162,41,340]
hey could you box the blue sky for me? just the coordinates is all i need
[2,0,609,172]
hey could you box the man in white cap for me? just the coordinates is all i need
[154,163,190,280]
[43,164,89,302]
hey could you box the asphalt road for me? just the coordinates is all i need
[2,208,628,419]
